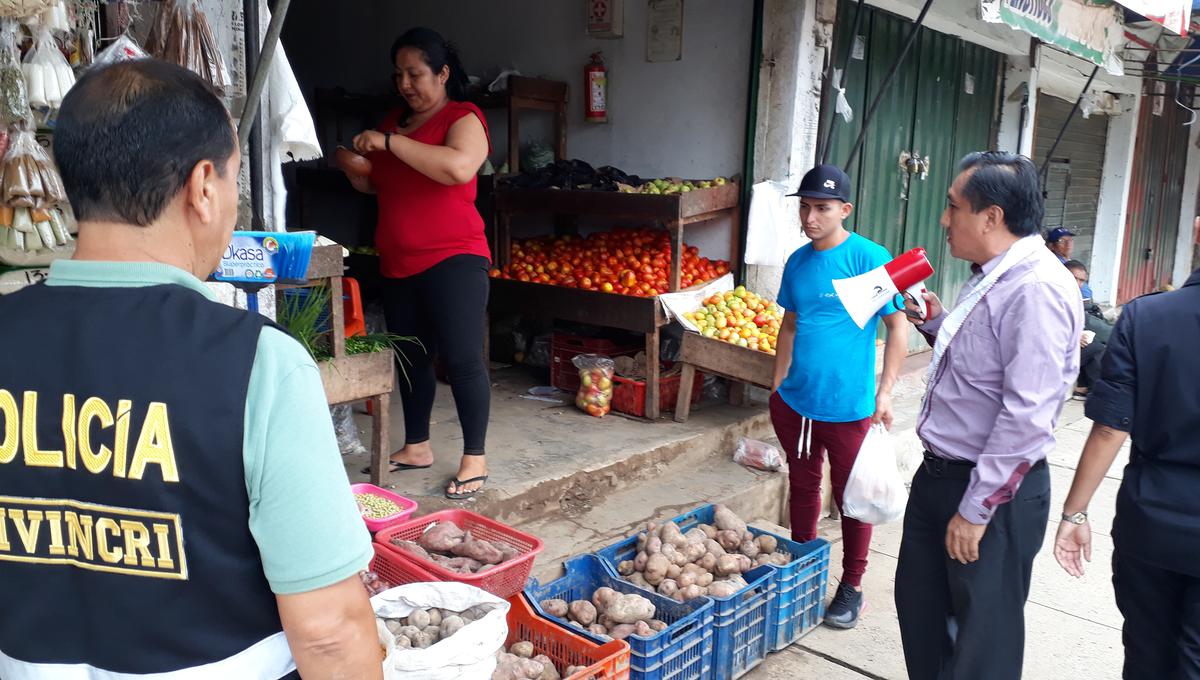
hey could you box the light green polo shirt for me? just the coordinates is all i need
[45,259,374,595]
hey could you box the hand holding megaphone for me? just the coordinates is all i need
[833,247,937,329]
[904,290,943,326]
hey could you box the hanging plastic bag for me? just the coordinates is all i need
[23,28,74,109]
[0,0,54,20]
[0,21,27,125]
[842,424,908,525]
[833,68,854,123]
[2,129,66,209]
[372,582,509,680]
[734,437,783,472]
[572,353,614,417]
[331,404,367,456]
[92,33,149,68]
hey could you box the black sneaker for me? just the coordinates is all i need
[824,582,865,629]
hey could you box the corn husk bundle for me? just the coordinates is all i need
[148,0,230,96]
[0,0,53,19]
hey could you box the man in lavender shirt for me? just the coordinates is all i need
[894,152,1082,680]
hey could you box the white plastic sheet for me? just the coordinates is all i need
[744,181,806,267]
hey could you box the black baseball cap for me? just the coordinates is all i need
[788,164,852,202]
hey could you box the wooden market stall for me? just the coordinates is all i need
[489,181,740,419]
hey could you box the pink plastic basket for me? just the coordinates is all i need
[350,483,418,533]
[373,509,544,599]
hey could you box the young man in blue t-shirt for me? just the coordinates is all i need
[770,164,908,629]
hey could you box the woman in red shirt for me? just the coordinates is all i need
[348,27,491,499]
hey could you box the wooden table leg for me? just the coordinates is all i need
[674,363,696,423]
[369,393,390,486]
[645,328,661,420]
[729,381,746,407]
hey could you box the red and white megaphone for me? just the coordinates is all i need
[832,248,935,328]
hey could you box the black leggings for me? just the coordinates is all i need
[382,254,490,455]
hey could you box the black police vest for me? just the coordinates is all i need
[0,282,294,678]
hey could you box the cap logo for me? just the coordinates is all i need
[823,180,837,190]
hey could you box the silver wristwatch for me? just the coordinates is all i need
[1062,511,1089,525]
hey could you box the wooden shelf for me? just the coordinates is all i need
[673,333,774,423]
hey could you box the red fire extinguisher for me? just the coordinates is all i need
[585,52,608,123]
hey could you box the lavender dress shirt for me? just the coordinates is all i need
[917,243,1083,525]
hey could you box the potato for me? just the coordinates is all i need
[440,615,465,639]
[395,634,412,648]
[618,560,636,576]
[407,609,431,629]
[756,534,778,554]
[717,530,742,551]
[698,524,718,540]
[657,579,679,598]
[644,554,670,586]
[677,584,706,601]
[592,587,620,613]
[708,581,739,598]
[684,527,708,544]
[628,572,649,588]
[608,623,637,640]
[385,618,403,634]
[427,608,443,627]
[739,540,761,558]
[659,522,687,548]
[648,619,669,632]
[698,553,717,572]
[540,599,569,618]
[423,625,441,641]
[398,625,421,640]
[569,600,598,627]
[646,535,663,555]
[682,542,707,564]
[569,620,584,629]
[735,554,753,572]
[534,655,560,680]
[713,505,748,535]
[587,623,609,637]
[413,630,436,648]
[518,658,547,678]
[634,620,654,637]
[677,571,697,589]
[666,563,682,580]
[633,551,649,572]
[704,539,726,556]
[770,551,792,566]
[511,641,536,658]
[755,554,771,567]
[716,554,741,577]
[606,593,656,624]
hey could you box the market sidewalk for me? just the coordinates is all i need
[753,397,1129,679]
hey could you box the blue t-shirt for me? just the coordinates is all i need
[776,232,895,422]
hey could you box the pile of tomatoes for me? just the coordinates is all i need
[683,286,784,355]
[489,228,730,298]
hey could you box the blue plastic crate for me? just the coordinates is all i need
[595,513,777,680]
[751,531,829,650]
[526,554,714,680]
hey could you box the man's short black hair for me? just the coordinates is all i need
[956,152,1043,238]
[53,59,236,227]
[1064,259,1088,274]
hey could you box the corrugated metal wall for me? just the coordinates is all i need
[1032,95,1109,269]
[1118,83,1191,301]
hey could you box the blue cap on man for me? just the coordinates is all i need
[1045,227,1077,243]
[788,164,852,202]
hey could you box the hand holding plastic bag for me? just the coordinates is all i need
[842,424,908,525]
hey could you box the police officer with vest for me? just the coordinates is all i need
[0,61,382,679]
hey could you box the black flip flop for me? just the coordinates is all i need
[360,461,432,475]
[445,475,488,500]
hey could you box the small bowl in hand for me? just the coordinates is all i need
[336,146,373,177]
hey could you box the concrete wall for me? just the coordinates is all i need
[1089,91,1142,306]
[281,0,752,181]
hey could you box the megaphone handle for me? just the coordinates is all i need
[902,284,927,320]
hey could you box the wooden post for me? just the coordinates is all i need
[674,363,696,423]
[669,219,684,292]
[644,328,661,419]
[329,276,345,359]
[369,393,390,486]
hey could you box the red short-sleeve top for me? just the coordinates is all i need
[369,100,492,279]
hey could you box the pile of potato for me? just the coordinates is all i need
[493,641,596,680]
[614,505,792,601]
[539,587,667,641]
[380,603,499,649]
[389,521,520,574]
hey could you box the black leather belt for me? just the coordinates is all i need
[922,451,1045,479]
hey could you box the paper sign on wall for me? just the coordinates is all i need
[647,0,683,62]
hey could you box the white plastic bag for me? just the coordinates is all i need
[842,424,908,525]
[734,437,783,471]
[372,582,509,680]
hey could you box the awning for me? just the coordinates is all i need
[981,0,1126,75]
[1118,0,1193,35]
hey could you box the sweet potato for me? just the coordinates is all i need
[677,584,706,601]
[443,556,485,573]
[451,530,504,564]
[390,540,431,561]
[716,554,741,577]
[606,593,656,624]
[541,599,569,618]
[608,623,637,640]
[496,542,520,564]
[717,530,742,551]
[756,534,778,554]
[698,524,718,540]
[419,521,465,552]
[697,571,714,587]
[648,619,669,632]
[511,641,535,658]
[587,623,609,637]
[534,655,560,680]
[569,600,598,626]
[659,522,687,548]
[592,587,620,613]
[634,620,654,637]
[657,579,679,598]
[618,560,636,576]
[677,571,696,588]
[681,542,707,563]
[684,527,708,544]
[634,551,649,572]
[644,554,670,586]
[739,540,761,558]
[713,505,748,535]
[646,535,663,555]
[666,563,682,580]
[735,554,753,572]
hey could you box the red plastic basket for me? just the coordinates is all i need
[551,333,642,392]
[611,371,703,418]
[350,483,418,533]
[373,509,544,599]
[506,593,631,680]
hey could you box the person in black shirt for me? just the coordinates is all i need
[1054,268,1200,678]
[1063,260,1112,396]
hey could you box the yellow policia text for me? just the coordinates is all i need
[0,390,179,482]
[0,495,188,580]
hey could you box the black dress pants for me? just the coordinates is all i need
[1113,549,1200,679]
[895,459,1051,680]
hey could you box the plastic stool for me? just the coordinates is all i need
[343,277,366,338]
